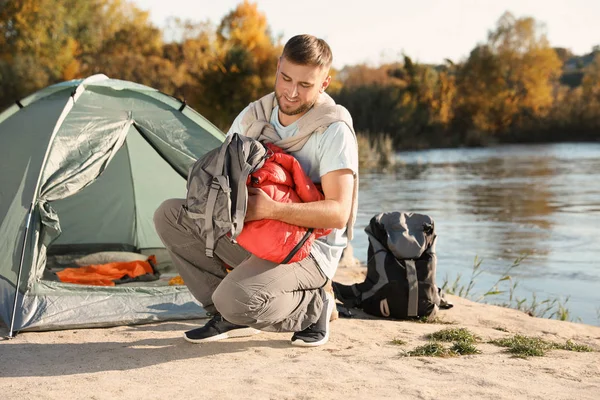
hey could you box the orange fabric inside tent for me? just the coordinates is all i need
[56,255,158,286]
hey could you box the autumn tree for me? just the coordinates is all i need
[453,45,508,141]
[579,54,600,130]
[454,12,562,140]
[0,0,180,108]
[333,62,406,139]
[333,56,457,148]
[189,0,281,130]
[85,4,185,94]
[0,0,88,107]
[161,20,218,102]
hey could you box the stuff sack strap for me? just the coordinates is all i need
[281,228,314,264]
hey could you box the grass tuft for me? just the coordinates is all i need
[403,342,456,357]
[450,340,482,355]
[428,327,479,343]
[390,338,407,346]
[552,339,594,352]
[490,335,595,357]
[403,328,483,357]
[490,335,554,357]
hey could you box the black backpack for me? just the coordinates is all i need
[333,212,450,319]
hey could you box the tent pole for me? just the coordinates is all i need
[8,202,33,338]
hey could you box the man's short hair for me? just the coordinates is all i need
[281,34,332,69]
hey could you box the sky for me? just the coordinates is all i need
[133,0,600,69]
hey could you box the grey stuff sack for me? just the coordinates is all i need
[333,212,445,319]
[180,132,269,257]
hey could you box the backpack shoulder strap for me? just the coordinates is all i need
[359,234,390,299]
[231,140,269,239]
[404,260,419,317]
[204,134,235,257]
[231,162,254,240]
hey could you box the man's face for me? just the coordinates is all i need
[275,57,331,119]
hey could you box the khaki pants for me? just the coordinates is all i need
[153,199,327,332]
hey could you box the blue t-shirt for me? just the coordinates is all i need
[227,105,358,279]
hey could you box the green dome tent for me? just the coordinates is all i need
[0,75,225,337]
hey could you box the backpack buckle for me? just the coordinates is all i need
[210,176,231,193]
[210,176,221,190]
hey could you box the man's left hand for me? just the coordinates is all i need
[245,187,276,222]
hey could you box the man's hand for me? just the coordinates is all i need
[245,187,277,222]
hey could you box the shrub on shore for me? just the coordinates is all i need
[356,132,395,172]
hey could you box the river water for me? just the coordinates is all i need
[351,142,600,326]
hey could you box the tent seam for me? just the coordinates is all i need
[123,135,139,249]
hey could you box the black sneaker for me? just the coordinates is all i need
[184,314,260,344]
[291,288,335,347]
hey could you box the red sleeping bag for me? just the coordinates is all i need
[236,143,331,263]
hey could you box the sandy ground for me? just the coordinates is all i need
[1,264,599,400]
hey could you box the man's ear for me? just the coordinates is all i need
[320,75,332,93]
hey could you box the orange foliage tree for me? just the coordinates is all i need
[454,12,562,140]
[188,0,281,130]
